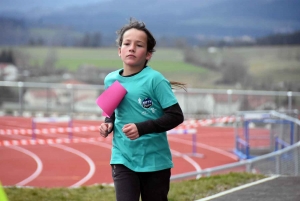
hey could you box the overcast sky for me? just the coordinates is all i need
[0,0,110,11]
[0,0,225,12]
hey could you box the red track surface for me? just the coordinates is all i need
[0,116,238,188]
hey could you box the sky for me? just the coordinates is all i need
[1,0,298,38]
[0,0,223,12]
[0,0,110,11]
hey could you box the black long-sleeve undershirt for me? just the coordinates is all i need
[104,103,184,136]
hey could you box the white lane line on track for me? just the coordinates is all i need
[8,146,43,186]
[168,136,238,160]
[50,144,96,188]
[85,141,202,181]
[171,149,202,179]
[85,140,202,179]
[2,131,211,185]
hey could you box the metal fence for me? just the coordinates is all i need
[171,141,300,181]
[1,81,300,119]
[171,111,300,181]
[233,110,299,159]
[176,88,300,118]
[1,81,300,180]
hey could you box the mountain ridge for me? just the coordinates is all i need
[0,0,300,46]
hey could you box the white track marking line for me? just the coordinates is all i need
[195,175,280,201]
[86,141,203,180]
[82,141,115,186]
[2,131,203,185]
[8,146,43,186]
[171,149,202,179]
[168,136,238,160]
[50,144,95,187]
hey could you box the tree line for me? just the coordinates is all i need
[23,29,300,47]
[0,17,103,47]
[0,50,15,64]
[256,31,300,46]
[28,32,102,47]
[1,17,300,47]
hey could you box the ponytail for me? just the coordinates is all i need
[170,81,187,91]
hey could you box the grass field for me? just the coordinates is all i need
[223,46,300,84]
[6,46,215,87]
[4,172,266,201]
[186,45,300,88]
[10,47,190,70]
[2,45,300,88]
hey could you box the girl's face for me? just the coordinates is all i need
[118,28,152,69]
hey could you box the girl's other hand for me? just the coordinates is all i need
[99,123,113,138]
[122,123,139,140]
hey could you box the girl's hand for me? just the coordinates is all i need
[99,123,113,138]
[122,123,139,140]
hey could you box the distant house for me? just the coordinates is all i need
[23,79,101,113]
[176,93,241,115]
[176,93,275,115]
[55,79,99,105]
[0,63,18,81]
[246,95,276,110]
[211,94,241,114]
[208,94,275,114]
[24,89,58,107]
[75,65,113,84]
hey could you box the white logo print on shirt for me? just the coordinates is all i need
[138,97,156,115]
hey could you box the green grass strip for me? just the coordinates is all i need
[5,172,265,201]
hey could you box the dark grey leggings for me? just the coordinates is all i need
[111,164,171,201]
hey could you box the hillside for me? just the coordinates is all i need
[1,46,299,91]
[0,0,300,46]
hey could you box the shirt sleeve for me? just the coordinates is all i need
[154,78,178,109]
[135,103,184,136]
[104,112,115,134]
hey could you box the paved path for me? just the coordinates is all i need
[197,176,300,201]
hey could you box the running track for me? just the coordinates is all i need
[0,116,238,187]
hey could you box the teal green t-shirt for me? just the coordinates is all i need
[104,66,178,172]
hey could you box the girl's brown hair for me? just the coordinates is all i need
[116,18,156,67]
[117,18,186,91]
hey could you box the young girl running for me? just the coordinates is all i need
[99,18,185,201]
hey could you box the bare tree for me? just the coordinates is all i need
[219,54,249,85]
[42,48,57,75]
